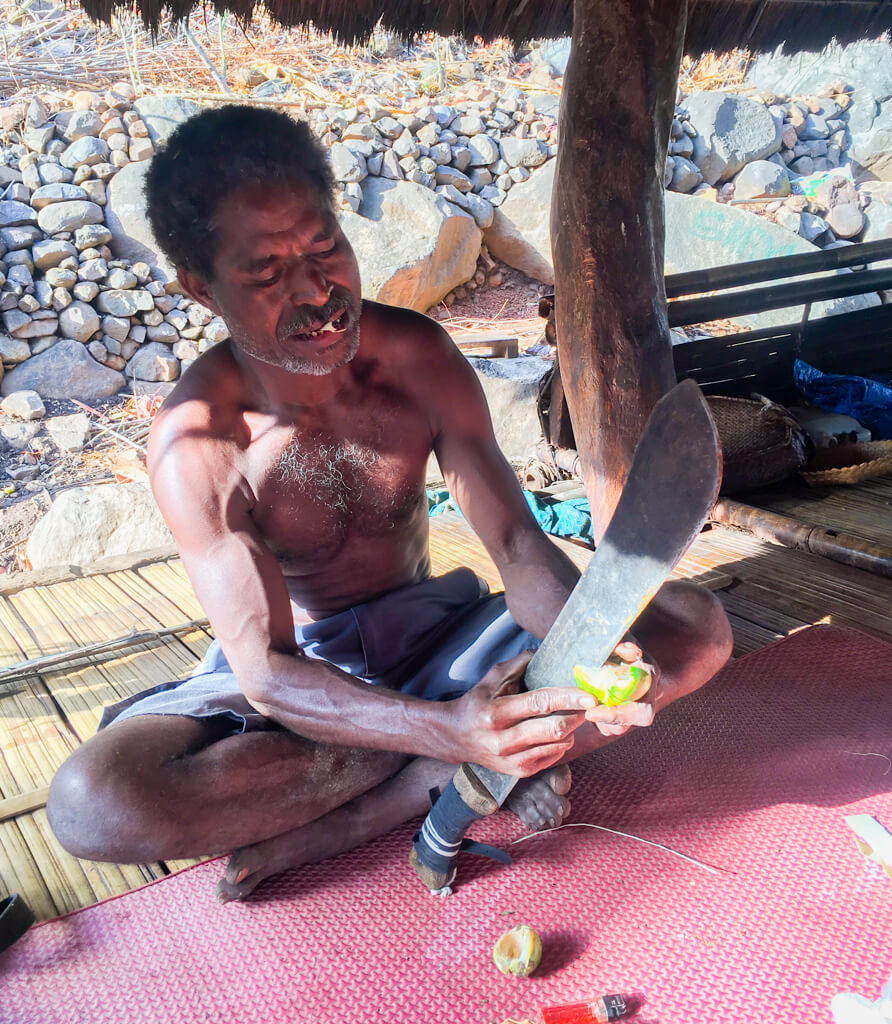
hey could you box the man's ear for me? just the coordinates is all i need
[177,267,220,315]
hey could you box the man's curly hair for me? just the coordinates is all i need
[145,105,335,282]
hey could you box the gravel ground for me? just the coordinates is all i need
[0,389,166,577]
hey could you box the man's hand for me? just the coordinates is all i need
[583,636,659,737]
[448,649,596,777]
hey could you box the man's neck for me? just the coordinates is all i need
[231,346,353,413]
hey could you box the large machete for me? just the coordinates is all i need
[409,378,722,891]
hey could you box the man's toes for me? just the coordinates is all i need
[544,764,572,797]
[511,778,571,831]
[216,848,266,903]
[224,847,259,885]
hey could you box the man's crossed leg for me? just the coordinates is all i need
[47,580,731,902]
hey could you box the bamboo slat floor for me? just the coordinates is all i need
[740,473,892,549]
[2,510,891,920]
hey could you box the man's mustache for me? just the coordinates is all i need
[279,287,356,339]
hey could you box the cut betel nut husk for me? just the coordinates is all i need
[572,657,652,707]
[492,924,543,978]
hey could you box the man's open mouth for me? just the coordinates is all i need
[286,308,349,342]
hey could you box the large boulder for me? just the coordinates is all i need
[664,193,881,327]
[845,93,892,181]
[26,483,173,570]
[339,178,481,311]
[483,159,555,284]
[479,167,879,328]
[104,161,175,277]
[467,356,553,463]
[133,95,202,146]
[745,38,892,103]
[683,92,782,184]
[1,338,124,400]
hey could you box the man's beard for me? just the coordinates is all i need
[275,322,360,376]
[236,287,361,376]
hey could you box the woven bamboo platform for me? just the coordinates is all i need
[2,510,892,921]
[741,472,892,549]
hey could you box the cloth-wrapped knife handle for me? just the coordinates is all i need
[408,763,505,890]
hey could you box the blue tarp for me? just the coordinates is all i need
[794,359,892,440]
[426,489,593,545]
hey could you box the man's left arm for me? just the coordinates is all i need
[427,330,579,639]
[425,323,655,734]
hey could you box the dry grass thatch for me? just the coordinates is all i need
[76,0,892,56]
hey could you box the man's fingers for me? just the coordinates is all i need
[498,739,576,778]
[495,709,588,755]
[585,701,654,729]
[613,640,643,663]
[492,685,596,727]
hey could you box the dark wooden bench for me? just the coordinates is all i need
[668,237,892,399]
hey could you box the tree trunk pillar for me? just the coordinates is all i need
[552,0,687,541]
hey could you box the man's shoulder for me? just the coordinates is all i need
[361,301,451,349]
[148,342,247,480]
[359,301,463,380]
[154,341,243,434]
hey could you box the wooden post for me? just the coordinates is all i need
[552,0,687,541]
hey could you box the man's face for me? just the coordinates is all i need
[190,181,362,377]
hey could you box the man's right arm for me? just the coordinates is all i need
[148,400,597,776]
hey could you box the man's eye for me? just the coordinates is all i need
[253,273,281,287]
[314,243,337,257]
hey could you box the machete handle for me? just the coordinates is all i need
[409,764,500,891]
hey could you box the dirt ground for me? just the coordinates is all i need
[0,387,169,576]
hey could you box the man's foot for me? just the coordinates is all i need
[505,764,572,831]
[215,761,573,903]
[216,807,357,904]
[216,756,455,903]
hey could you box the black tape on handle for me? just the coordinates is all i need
[409,767,508,892]
[410,778,481,888]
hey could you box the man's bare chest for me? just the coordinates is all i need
[244,401,431,566]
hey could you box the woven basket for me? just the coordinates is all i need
[707,395,812,494]
[800,440,892,486]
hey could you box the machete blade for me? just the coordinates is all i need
[468,378,721,805]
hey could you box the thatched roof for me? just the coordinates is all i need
[80,0,891,55]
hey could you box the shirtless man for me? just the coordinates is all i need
[47,106,732,903]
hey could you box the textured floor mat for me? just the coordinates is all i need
[2,624,890,1024]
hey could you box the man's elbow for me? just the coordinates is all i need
[236,644,304,721]
[234,652,284,718]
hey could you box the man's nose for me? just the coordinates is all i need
[288,261,331,307]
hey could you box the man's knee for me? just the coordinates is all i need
[644,580,733,697]
[48,739,138,860]
[48,719,197,861]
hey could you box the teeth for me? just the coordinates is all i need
[303,318,339,338]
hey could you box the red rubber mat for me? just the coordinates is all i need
[3,624,891,1024]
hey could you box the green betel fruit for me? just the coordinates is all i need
[573,659,652,706]
[492,924,543,978]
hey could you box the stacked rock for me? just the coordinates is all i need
[0,85,229,398]
[767,81,853,177]
[309,86,558,227]
[433,245,516,311]
[665,80,890,251]
[666,81,853,199]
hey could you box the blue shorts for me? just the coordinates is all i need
[98,568,538,735]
